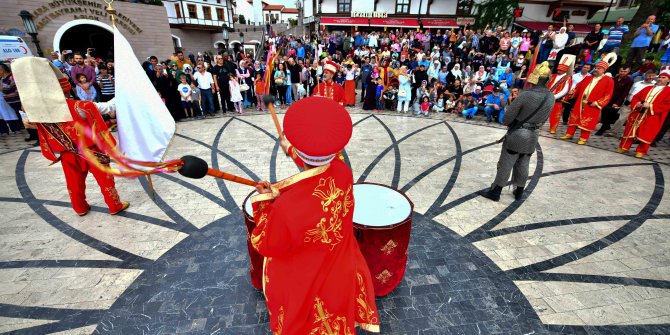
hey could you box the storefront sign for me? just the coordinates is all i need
[351,11,388,18]
[32,0,143,35]
[456,17,475,26]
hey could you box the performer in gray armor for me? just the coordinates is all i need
[480,62,555,202]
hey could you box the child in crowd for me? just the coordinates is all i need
[190,81,202,118]
[254,73,266,111]
[419,96,431,117]
[178,74,194,119]
[445,94,456,113]
[334,69,346,86]
[461,94,478,119]
[75,73,97,102]
[97,66,115,102]
[375,77,384,112]
[229,73,244,114]
[433,93,445,113]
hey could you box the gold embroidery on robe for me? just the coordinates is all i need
[355,273,379,325]
[305,177,353,249]
[251,213,268,249]
[310,297,352,335]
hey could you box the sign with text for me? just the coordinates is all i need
[456,17,475,26]
[32,0,143,35]
[351,11,388,18]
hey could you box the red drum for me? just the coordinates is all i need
[353,183,414,296]
[242,190,264,290]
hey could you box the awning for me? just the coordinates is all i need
[320,17,369,26]
[421,18,458,28]
[515,21,593,34]
[589,8,636,24]
[370,18,419,27]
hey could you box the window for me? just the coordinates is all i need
[396,0,410,14]
[618,0,640,7]
[175,4,181,18]
[187,4,197,18]
[203,6,212,20]
[337,0,351,13]
[216,8,224,20]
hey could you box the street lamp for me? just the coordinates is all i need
[295,0,303,37]
[222,23,229,52]
[19,10,44,57]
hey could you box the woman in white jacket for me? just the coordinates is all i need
[427,59,441,82]
[549,26,569,62]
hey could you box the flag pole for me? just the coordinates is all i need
[105,0,157,199]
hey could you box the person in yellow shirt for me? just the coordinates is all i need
[170,50,194,70]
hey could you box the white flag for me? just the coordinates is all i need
[114,27,175,164]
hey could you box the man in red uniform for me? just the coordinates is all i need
[618,67,670,158]
[560,54,616,144]
[312,60,345,105]
[13,57,128,216]
[251,97,380,334]
[548,55,574,134]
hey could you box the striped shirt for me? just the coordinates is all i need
[605,25,629,48]
[1,74,20,104]
[98,74,115,96]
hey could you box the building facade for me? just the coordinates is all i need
[163,0,237,55]
[513,0,609,34]
[0,0,174,61]
[312,0,472,33]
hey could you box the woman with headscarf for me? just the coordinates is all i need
[397,66,412,113]
[549,26,569,62]
[447,63,463,85]
[463,65,472,79]
[427,59,441,82]
[362,74,378,111]
[473,65,488,85]
[237,60,253,109]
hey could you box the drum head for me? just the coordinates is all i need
[353,184,412,227]
[243,190,257,217]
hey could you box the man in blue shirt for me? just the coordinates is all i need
[296,42,305,61]
[628,15,659,71]
[359,57,372,103]
[602,17,629,54]
[484,87,505,123]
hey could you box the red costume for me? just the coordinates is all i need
[564,74,614,141]
[251,97,379,334]
[37,99,126,215]
[619,84,670,156]
[312,81,345,105]
[547,72,572,133]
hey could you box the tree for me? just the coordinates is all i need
[239,14,247,24]
[472,0,519,30]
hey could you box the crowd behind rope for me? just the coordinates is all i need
[1,15,669,147]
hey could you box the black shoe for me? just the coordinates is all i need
[24,137,36,142]
[513,187,525,200]
[650,141,658,147]
[479,185,502,202]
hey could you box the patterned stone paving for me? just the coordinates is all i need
[0,105,669,334]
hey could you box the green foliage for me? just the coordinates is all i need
[473,0,519,30]
[288,18,298,27]
[239,14,247,24]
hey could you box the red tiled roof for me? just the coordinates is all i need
[281,8,298,13]
[263,4,284,11]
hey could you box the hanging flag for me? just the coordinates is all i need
[114,27,175,165]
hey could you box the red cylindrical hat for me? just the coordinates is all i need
[596,60,610,71]
[284,96,352,159]
[557,64,569,72]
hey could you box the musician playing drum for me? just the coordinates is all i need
[251,96,379,334]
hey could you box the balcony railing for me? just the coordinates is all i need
[168,17,232,28]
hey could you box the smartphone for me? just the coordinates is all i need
[19,111,28,120]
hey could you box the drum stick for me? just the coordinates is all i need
[179,155,257,187]
[262,95,283,140]
[206,168,257,187]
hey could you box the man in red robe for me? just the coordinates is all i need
[548,55,574,134]
[618,67,670,158]
[251,97,380,334]
[561,54,616,144]
[312,60,345,105]
[14,57,129,216]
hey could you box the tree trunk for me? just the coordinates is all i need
[622,0,662,45]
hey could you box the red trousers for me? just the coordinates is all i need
[549,102,564,133]
[565,125,592,141]
[60,152,124,214]
[619,138,651,155]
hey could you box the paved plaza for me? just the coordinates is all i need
[0,108,669,334]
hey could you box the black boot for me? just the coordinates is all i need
[479,185,502,202]
[513,187,525,200]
